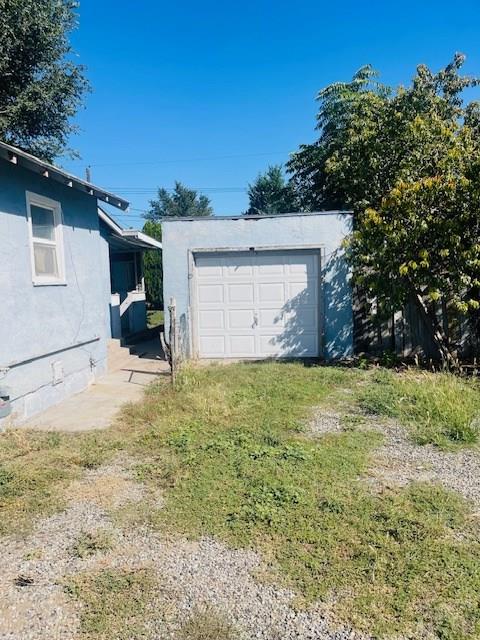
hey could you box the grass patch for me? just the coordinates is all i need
[358,369,480,448]
[178,607,239,640]
[66,568,158,639]
[114,363,480,638]
[2,362,480,637]
[0,429,120,536]
[72,530,115,559]
[147,309,164,329]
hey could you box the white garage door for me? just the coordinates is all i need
[194,250,320,358]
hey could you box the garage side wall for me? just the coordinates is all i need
[162,213,353,361]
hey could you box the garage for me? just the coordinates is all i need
[194,250,320,358]
[161,212,353,361]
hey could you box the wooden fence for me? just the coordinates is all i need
[354,293,478,363]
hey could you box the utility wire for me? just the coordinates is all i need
[105,187,248,193]
[69,150,290,168]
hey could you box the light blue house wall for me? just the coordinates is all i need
[0,160,112,423]
[162,212,353,361]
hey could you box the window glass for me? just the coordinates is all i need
[33,243,59,277]
[31,204,55,241]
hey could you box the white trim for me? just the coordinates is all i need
[122,230,162,249]
[98,207,162,249]
[26,191,66,286]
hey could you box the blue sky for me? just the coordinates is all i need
[63,0,480,228]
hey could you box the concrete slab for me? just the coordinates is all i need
[22,339,170,432]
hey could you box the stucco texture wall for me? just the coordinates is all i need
[0,161,111,423]
[162,213,353,361]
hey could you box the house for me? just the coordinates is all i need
[161,212,353,361]
[0,141,161,424]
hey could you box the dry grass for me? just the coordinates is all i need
[66,568,158,639]
[71,530,116,559]
[178,607,239,640]
[0,428,122,536]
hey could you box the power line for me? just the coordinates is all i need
[109,185,247,191]
[108,187,247,192]
[112,210,247,220]
[70,150,290,168]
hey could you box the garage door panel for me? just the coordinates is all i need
[259,308,284,328]
[288,280,317,303]
[196,255,224,277]
[199,335,226,356]
[259,333,318,357]
[256,255,286,275]
[229,309,255,329]
[198,284,224,303]
[195,251,320,358]
[228,283,254,303]
[199,309,224,329]
[258,334,279,354]
[258,282,285,304]
[226,256,253,277]
[287,254,317,275]
[286,306,317,329]
[229,334,256,355]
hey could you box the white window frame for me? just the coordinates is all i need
[26,191,66,286]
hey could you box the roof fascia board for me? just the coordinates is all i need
[160,210,353,223]
[0,142,129,211]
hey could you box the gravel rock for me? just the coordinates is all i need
[309,409,480,510]
[0,501,109,640]
[84,532,368,640]
[0,457,370,640]
[307,410,343,436]
[364,418,480,508]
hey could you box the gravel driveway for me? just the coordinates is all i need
[309,408,480,509]
[364,419,480,508]
[1,413,477,640]
[0,458,367,640]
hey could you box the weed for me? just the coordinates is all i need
[72,530,115,559]
[178,607,239,640]
[23,549,43,561]
[119,363,480,638]
[66,568,157,639]
[358,369,480,447]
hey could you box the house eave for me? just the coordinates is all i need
[0,141,129,211]
[99,207,162,251]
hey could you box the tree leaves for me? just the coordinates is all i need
[145,182,213,220]
[288,55,480,358]
[245,165,297,215]
[0,0,89,161]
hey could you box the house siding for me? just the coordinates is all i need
[0,160,112,424]
[162,213,353,361]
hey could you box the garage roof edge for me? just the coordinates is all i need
[160,210,353,222]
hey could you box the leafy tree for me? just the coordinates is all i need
[145,182,213,221]
[288,55,480,363]
[0,0,89,161]
[142,220,163,309]
[142,182,211,308]
[245,165,297,215]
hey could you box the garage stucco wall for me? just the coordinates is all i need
[0,160,112,424]
[162,212,353,361]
